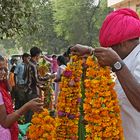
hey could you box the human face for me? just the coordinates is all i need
[57,60,60,66]
[24,56,30,63]
[65,56,70,63]
[36,54,41,62]
[111,44,129,59]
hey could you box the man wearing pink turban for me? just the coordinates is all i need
[71,8,140,139]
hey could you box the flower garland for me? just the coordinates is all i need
[56,55,83,139]
[84,56,124,139]
[38,59,50,77]
[27,109,56,140]
[38,59,54,109]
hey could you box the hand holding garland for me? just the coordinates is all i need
[71,44,140,112]
[0,98,43,128]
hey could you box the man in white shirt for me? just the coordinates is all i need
[71,8,140,139]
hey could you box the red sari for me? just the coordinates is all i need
[0,81,19,140]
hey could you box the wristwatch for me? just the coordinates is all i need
[111,60,125,72]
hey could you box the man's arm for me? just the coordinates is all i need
[116,65,140,112]
[44,56,53,63]
[94,47,140,112]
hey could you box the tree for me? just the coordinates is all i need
[14,0,68,54]
[53,0,112,47]
[0,0,33,37]
[0,0,112,55]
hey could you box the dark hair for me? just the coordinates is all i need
[22,53,30,60]
[63,52,67,57]
[0,55,4,61]
[57,55,66,66]
[63,44,73,57]
[10,65,16,73]
[52,55,57,58]
[10,58,17,65]
[30,47,42,57]
[128,37,139,42]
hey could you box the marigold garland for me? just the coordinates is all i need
[84,56,124,140]
[38,59,50,77]
[38,60,54,109]
[27,55,124,140]
[56,55,83,139]
[28,109,56,140]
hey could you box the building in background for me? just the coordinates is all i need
[108,0,140,15]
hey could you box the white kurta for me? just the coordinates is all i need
[55,64,66,104]
[115,44,140,140]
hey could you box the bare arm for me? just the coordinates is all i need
[116,65,140,111]
[0,103,28,128]
[0,98,43,128]
[44,56,53,63]
[94,47,140,112]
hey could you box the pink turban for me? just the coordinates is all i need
[99,8,140,47]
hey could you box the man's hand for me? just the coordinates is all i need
[71,44,94,56]
[94,47,121,66]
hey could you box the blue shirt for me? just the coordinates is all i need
[14,63,25,85]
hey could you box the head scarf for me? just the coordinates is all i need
[99,8,140,47]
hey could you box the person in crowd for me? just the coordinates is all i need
[71,8,140,140]
[14,53,30,109]
[25,47,49,123]
[63,45,73,64]
[8,59,17,101]
[0,55,43,140]
[54,55,67,106]
[9,67,16,102]
[44,54,58,73]
[10,59,17,71]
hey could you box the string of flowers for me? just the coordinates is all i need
[56,55,83,139]
[84,56,124,140]
[38,59,54,109]
[27,109,56,140]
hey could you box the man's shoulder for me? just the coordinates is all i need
[28,61,37,72]
[16,63,24,67]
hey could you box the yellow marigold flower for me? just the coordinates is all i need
[56,55,82,139]
[28,109,56,140]
[84,56,124,139]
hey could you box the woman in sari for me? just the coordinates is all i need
[0,55,43,140]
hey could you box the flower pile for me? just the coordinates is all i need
[84,56,124,139]
[56,55,83,139]
[28,109,56,140]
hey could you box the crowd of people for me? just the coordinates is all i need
[0,46,71,140]
[0,7,140,140]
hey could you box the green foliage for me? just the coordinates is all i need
[53,0,89,44]
[0,0,33,37]
[53,0,112,47]
[14,0,68,53]
[0,0,112,55]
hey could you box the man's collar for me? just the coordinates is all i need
[124,44,140,62]
[30,59,37,65]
